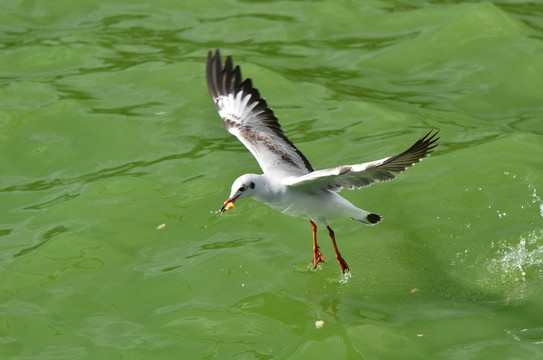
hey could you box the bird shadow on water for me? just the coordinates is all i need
[199,237,263,251]
[183,234,266,262]
[285,227,543,324]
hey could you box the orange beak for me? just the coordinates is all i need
[220,195,239,213]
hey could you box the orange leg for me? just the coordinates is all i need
[310,220,325,268]
[327,226,349,273]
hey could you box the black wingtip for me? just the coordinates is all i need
[205,48,315,174]
[206,49,223,100]
[367,213,382,224]
[420,128,440,154]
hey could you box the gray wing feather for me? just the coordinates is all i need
[206,49,314,175]
[286,130,439,191]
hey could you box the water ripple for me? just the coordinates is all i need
[13,225,69,258]
[0,135,227,194]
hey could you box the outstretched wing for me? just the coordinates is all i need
[206,49,314,176]
[285,130,439,191]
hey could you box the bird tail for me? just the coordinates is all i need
[350,212,382,226]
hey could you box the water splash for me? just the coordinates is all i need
[528,184,543,219]
[506,327,543,344]
[490,230,543,283]
[504,171,543,219]
[338,271,352,284]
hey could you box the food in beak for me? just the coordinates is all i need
[225,202,235,210]
[220,199,235,213]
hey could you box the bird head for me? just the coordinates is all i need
[220,174,257,213]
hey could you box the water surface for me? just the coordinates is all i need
[1,1,543,359]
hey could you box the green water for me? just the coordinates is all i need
[2,0,543,358]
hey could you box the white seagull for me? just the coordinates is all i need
[206,49,439,273]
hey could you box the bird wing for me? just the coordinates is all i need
[285,130,439,191]
[206,49,314,176]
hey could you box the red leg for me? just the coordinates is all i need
[310,220,325,268]
[327,226,349,273]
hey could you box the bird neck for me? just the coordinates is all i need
[252,174,282,204]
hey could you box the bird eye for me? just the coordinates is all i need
[239,185,246,192]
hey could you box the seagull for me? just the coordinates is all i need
[206,49,439,273]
